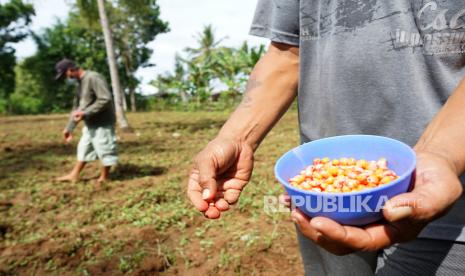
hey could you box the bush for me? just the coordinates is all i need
[8,93,43,114]
[0,98,8,114]
[142,93,241,112]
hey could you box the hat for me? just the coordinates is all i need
[55,59,76,80]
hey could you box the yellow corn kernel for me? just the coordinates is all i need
[347,158,356,166]
[339,157,349,166]
[309,180,319,187]
[355,159,368,169]
[346,179,358,188]
[321,170,330,178]
[356,174,367,182]
[380,176,393,185]
[302,181,311,189]
[328,166,339,176]
[325,176,334,184]
[290,175,305,184]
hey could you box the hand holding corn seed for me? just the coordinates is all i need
[188,137,254,219]
[291,151,463,255]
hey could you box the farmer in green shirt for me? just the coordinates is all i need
[55,59,117,183]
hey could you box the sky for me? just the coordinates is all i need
[10,0,268,91]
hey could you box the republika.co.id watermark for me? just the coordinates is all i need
[263,195,423,213]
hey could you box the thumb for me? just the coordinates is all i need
[383,192,427,222]
[197,158,217,201]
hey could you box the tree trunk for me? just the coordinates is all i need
[180,90,189,103]
[96,0,130,130]
[129,87,136,112]
[122,91,128,111]
[121,48,137,112]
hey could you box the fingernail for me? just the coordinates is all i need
[387,206,413,222]
[202,189,210,200]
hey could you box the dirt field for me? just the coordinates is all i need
[0,110,304,275]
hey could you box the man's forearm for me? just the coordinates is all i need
[65,98,79,132]
[217,42,299,151]
[65,117,77,132]
[415,76,465,175]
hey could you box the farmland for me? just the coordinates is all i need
[0,110,304,275]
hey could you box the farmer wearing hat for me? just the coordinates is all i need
[55,58,117,183]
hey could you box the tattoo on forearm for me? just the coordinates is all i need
[240,78,262,108]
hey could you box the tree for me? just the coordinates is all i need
[12,1,167,115]
[0,0,34,106]
[77,0,168,113]
[215,42,265,95]
[14,20,106,114]
[111,1,168,111]
[150,25,266,105]
[9,64,43,114]
[185,24,223,59]
[95,0,130,130]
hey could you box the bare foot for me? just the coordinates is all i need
[96,177,109,183]
[55,174,79,183]
[94,177,109,190]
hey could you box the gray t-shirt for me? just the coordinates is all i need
[250,0,465,241]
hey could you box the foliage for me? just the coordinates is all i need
[9,0,168,114]
[76,0,169,111]
[10,22,83,113]
[151,25,266,106]
[8,65,43,114]
[0,0,34,100]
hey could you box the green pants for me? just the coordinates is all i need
[77,125,118,166]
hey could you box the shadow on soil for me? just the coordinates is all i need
[111,163,167,181]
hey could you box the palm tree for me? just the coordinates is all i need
[96,0,131,129]
[77,0,131,130]
[185,24,224,60]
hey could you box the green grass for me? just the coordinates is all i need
[0,110,303,275]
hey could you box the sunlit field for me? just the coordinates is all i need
[0,110,304,275]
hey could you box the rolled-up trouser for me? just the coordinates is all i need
[297,227,465,276]
[77,125,118,166]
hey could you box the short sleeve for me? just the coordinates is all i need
[249,0,300,46]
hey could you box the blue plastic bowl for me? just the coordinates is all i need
[274,135,416,226]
